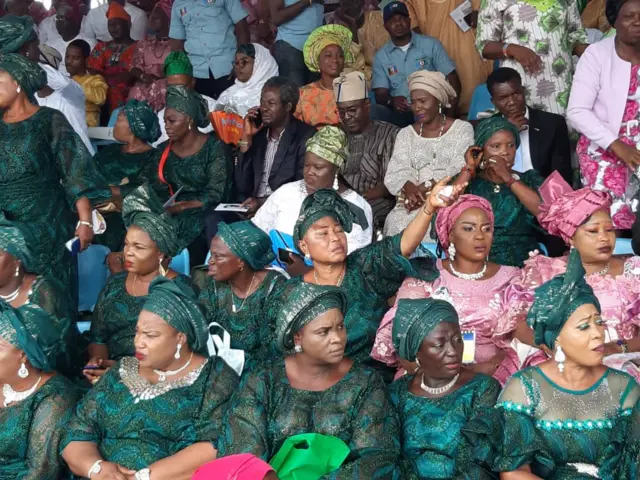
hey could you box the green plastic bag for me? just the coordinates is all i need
[269,433,350,480]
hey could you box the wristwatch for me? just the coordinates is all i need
[617,339,629,354]
[87,460,103,479]
[135,468,151,480]
[76,220,93,230]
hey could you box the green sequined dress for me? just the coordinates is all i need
[151,137,233,248]
[217,361,401,479]
[462,367,640,479]
[0,107,109,285]
[274,234,435,364]
[0,375,81,480]
[193,269,286,371]
[89,272,197,361]
[60,356,239,472]
[467,170,543,267]
[94,144,161,251]
[389,373,500,479]
[22,275,85,377]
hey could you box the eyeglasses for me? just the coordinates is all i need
[231,59,252,69]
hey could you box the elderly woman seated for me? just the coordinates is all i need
[217,283,401,478]
[0,302,81,479]
[85,185,195,384]
[193,221,285,371]
[61,277,239,480]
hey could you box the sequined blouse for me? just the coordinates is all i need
[60,357,239,471]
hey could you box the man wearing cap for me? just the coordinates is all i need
[82,0,147,42]
[372,0,460,126]
[334,70,398,229]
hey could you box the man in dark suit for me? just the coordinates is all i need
[487,67,573,184]
[235,76,315,216]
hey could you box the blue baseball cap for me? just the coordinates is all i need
[383,1,410,23]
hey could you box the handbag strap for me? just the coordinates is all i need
[157,142,174,197]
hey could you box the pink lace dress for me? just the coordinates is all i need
[576,64,640,229]
[371,260,527,385]
[505,252,640,380]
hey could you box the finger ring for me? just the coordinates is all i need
[91,378,98,385]
[404,199,409,205]
[489,159,497,163]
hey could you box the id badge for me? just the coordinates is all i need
[462,330,476,364]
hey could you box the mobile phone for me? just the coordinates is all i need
[83,365,102,370]
[253,111,262,128]
[278,248,293,264]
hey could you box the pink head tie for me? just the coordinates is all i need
[192,454,274,480]
[154,0,173,20]
[435,194,494,250]
[537,171,612,245]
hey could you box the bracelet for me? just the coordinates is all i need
[422,205,434,216]
[76,220,93,230]
[237,140,249,148]
[87,460,103,479]
[505,177,516,189]
[617,339,629,354]
[502,42,511,59]
[135,468,151,480]
[461,165,476,178]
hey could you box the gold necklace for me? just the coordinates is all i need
[313,265,345,286]
[231,273,257,313]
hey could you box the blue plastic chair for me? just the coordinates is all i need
[77,244,111,312]
[92,107,123,149]
[467,84,495,121]
[614,238,634,255]
[169,249,191,276]
[537,243,549,256]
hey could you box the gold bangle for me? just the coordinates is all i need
[422,205,434,216]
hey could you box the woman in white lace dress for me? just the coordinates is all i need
[383,71,474,241]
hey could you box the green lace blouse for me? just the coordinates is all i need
[462,367,640,479]
[389,373,500,479]
[89,272,197,361]
[217,360,401,479]
[0,375,81,480]
[60,357,239,471]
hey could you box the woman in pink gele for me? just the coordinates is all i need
[371,194,539,385]
[508,171,640,380]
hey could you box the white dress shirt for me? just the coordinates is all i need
[252,180,374,254]
[36,64,95,155]
[81,2,147,42]
[513,108,533,174]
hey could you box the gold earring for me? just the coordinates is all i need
[159,257,167,277]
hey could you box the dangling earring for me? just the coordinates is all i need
[18,362,29,379]
[448,243,456,261]
[159,257,167,277]
[333,174,339,190]
[188,123,192,131]
[14,264,19,278]
[239,263,244,272]
[438,104,443,115]
[554,344,566,373]
[294,344,303,353]
[174,343,182,360]
[16,86,21,94]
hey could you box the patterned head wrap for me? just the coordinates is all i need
[0,15,37,54]
[303,24,354,73]
[392,298,459,361]
[434,194,495,250]
[143,276,208,355]
[527,249,601,350]
[122,184,181,257]
[275,283,346,353]
[408,71,457,108]
[537,171,612,245]
[216,221,275,271]
[293,189,369,247]
[153,0,173,20]
[164,51,193,78]
[474,116,521,149]
[306,126,348,168]
[0,212,37,273]
[123,99,162,143]
[333,70,367,103]
[106,1,131,22]
[0,53,46,100]
[236,43,256,58]
[0,302,61,372]
[165,84,210,128]
[193,454,274,480]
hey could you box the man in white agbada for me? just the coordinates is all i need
[36,63,95,155]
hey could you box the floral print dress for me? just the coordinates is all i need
[476,0,587,115]
[576,65,640,230]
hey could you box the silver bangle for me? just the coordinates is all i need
[87,460,103,479]
[135,468,151,480]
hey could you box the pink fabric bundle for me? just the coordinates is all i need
[192,454,274,480]
[435,194,494,249]
[537,171,612,244]
[154,0,174,20]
